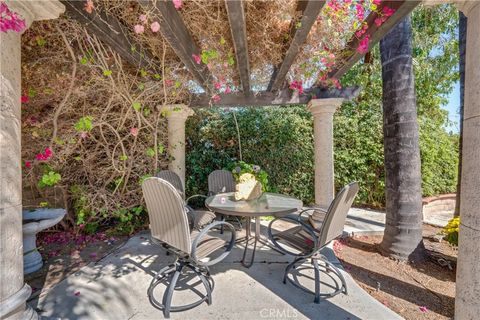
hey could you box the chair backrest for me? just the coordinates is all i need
[208,170,236,195]
[317,182,359,248]
[156,170,184,198]
[142,177,191,254]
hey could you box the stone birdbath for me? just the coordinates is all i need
[22,208,66,274]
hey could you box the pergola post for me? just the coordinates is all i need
[161,105,194,188]
[455,2,480,319]
[0,2,64,319]
[307,98,343,227]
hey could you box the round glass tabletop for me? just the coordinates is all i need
[205,192,303,217]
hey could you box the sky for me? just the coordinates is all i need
[443,81,460,133]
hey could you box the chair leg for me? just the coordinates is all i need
[220,214,225,234]
[284,257,305,284]
[323,259,348,295]
[312,259,321,304]
[162,265,183,318]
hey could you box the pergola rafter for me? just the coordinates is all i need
[328,0,421,80]
[225,0,251,94]
[191,85,361,108]
[138,0,213,91]
[267,0,326,92]
[62,0,158,69]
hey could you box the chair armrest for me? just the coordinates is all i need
[186,194,208,205]
[191,221,236,266]
[297,207,327,220]
[267,216,318,258]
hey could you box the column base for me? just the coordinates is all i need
[0,283,38,319]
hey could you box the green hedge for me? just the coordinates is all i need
[185,105,458,208]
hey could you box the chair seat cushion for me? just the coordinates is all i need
[274,225,317,253]
[190,230,228,260]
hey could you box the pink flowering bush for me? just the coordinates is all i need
[0,2,26,33]
[290,0,396,88]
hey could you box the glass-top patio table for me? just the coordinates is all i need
[205,192,303,268]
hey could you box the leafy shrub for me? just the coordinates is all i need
[443,216,460,246]
[186,104,458,208]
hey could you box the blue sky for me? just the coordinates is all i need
[443,81,460,133]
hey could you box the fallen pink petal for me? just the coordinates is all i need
[419,306,428,313]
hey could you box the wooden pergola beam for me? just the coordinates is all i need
[225,0,251,94]
[267,0,326,92]
[191,86,361,107]
[62,1,157,69]
[328,0,421,80]
[138,0,212,90]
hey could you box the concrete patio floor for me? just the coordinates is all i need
[33,219,401,320]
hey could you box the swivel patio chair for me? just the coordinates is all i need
[156,170,215,229]
[267,182,359,303]
[142,177,236,318]
[208,170,242,232]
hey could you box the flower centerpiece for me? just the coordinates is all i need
[227,161,268,201]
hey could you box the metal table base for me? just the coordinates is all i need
[236,217,285,268]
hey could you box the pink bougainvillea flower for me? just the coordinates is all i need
[44,147,52,157]
[382,6,395,17]
[130,127,139,137]
[192,54,201,64]
[419,306,428,313]
[374,17,383,27]
[25,161,32,169]
[150,21,160,33]
[36,147,53,161]
[355,4,365,21]
[133,24,144,34]
[356,35,370,54]
[224,86,231,94]
[289,80,304,94]
[373,0,382,5]
[214,82,222,90]
[139,14,147,23]
[84,0,94,14]
[0,2,26,33]
[21,95,29,103]
[332,78,342,89]
[172,0,182,10]
[164,79,174,87]
[211,94,221,103]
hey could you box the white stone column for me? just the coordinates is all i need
[307,98,343,228]
[161,105,194,188]
[0,2,64,319]
[455,2,480,319]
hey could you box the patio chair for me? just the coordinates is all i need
[142,177,236,318]
[267,182,359,303]
[156,170,215,229]
[208,170,242,232]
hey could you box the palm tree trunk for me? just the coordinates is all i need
[455,12,467,217]
[379,16,423,261]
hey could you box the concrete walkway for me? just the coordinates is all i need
[34,225,401,320]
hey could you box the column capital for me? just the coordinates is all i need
[5,0,65,29]
[307,98,344,115]
[160,104,194,120]
[455,1,480,16]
